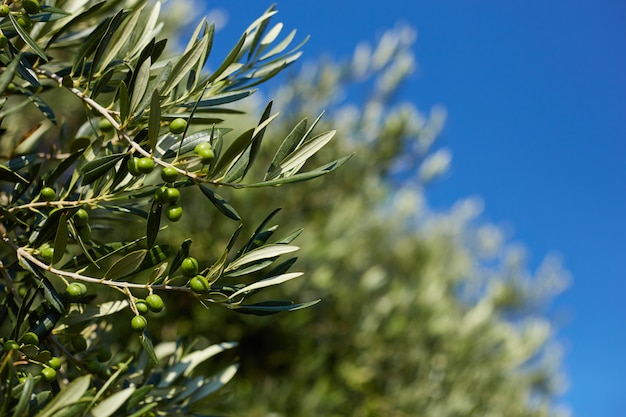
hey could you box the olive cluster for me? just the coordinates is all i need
[0,0,42,47]
[130,293,164,332]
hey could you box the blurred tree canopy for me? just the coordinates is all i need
[155,17,569,417]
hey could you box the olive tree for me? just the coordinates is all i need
[0,1,347,416]
[176,22,570,417]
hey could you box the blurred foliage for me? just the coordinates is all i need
[158,16,570,417]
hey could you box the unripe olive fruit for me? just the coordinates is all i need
[153,186,167,205]
[16,14,32,29]
[23,0,41,15]
[40,367,57,382]
[194,142,215,164]
[165,204,183,222]
[127,157,142,176]
[4,340,19,352]
[145,294,164,312]
[0,5,9,17]
[98,118,113,132]
[169,118,187,134]
[40,187,56,202]
[189,275,209,294]
[97,348,112,362]
[73,209,89,227]
[65,282,87,300]
[137,157,155,174]
[71,335,87,352]
[40,244,54,263]
[161,166,179,183]
[85,360,101,373]
[0,33,7,49]
[163,187,180,204]
[135,299,149,314]
[20,332,39,345]
[131,315,147,332]
[47,357,62,370]
[181,257,199,277]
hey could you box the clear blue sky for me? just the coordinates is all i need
[197,1,626,415]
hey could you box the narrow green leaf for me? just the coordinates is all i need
[9,14,47,61]
[207,33,246,84]
[252,155,352,188]
[52,213,68,265]
[161,35,209,95]
[229,272,303,300]
[168,239,192,276]
[0,51,21,95]
[266,118,307,179]
[80,153,125,186]
[147,88,161,151]
[34,375,91,417]
[225,244,299,272]
[118,81,130,123]
[160,128,225,159]
[45,1,106,49]
[64,300,129,325]
[182,90,254,108]
[140,333,158,365]
[13,372,35,417]
[259,29,297,61]
[231,299,320,316]
[198,185,241,221]
[146,202,161,249]
[131,57,152,116]
[139,245,170,271]
[0,165,28,184]
[88,387,136,417]
[188,364,238,406]
[158,342,237,388]
[212,128,254,177]
[104,250,147,280]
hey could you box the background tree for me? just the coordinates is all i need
[0,1,346,416]
[170,22,570,417]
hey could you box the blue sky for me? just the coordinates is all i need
[197,1,626,415]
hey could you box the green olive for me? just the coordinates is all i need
[39,244,54,263]
[40,367,57,383]
[180,257,199,278]
[97,348,112,362]
[16,14,32,30]
[169,118,187,134]
[98,118,114,132]
[163,187,180,204]
[161,166,179,183]
[194,142,215,164]
[154,186,167,205]
[165,204,183,222]
[40,187,56,202]
[85,360,101,373]
[4,340,19,352]
[137,157,155,174]
[73,208,89,227]
[47,357,62,370]
[135,299,149,314]
[131,315,147,332]
[145,294,164,313]
[71,335,87,352]
[20,332,39,345]
[189,275,209,294]
[0,5,10,17]
[127,157,142,176]
[0,32,7,49]
[65,282,87,301]
[22,0,40,14]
